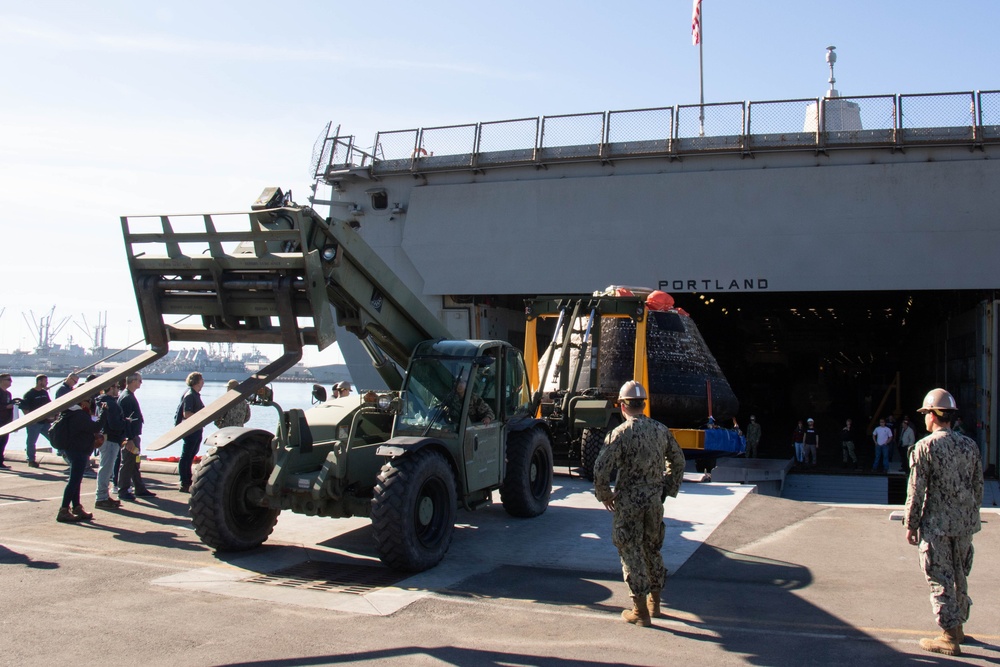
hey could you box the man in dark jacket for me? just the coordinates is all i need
[176,372,206,493]
[95,384,132,509]
[54,372,79,399]
[21,374,52,468]
[56,397,101,523]
[117,373,153,500]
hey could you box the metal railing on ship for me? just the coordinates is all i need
[312,90,1000,179]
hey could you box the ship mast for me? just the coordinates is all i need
[23,306,70,355]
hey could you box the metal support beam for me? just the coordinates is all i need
[0,348,167,438]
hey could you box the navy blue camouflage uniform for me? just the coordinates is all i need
[904,428,983,629]
[594,415,685,598]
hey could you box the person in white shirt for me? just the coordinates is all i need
[872,417,893,473]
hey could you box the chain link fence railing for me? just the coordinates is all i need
[899,92,976,143]
[675,102,745,151]
[538,112,604,160]
[311,122,334,178]
[747,98,817,149]
[823,95,896,146]
[979,91,1000,140]
[417,124,478,169]
[311,126,378,177]
[372,129,419,173]
[476,118,538,166]
[314,90,1000,177]
[606,107,673,156]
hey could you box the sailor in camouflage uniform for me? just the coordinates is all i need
[904,388,983,656]
[594,381,686,627]
[447,376,493,425]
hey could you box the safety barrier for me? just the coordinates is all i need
[312,90,1000,178]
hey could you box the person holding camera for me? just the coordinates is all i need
[56,395,103,523]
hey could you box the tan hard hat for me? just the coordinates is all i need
[618,380,648,401]
[917,388,958,414]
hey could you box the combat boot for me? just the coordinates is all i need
[956,624,973,644]
[56,507,81,523]
[621,595,651,627]
[918,627,961,656]
[647,590,664,618]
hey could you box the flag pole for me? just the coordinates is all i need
[698,2,705,137]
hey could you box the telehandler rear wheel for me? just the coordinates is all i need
[500,427,553,518]
[580,427,606,480]
[372,448,457,572]
[190,439,279,552]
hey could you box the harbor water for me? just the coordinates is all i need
[4,375,326,460]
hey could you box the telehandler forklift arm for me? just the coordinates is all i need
[0,188,451,450]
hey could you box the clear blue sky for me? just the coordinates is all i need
[2,0,998,360]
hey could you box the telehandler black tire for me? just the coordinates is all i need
[372,448,457,572]
[580,427,606,480]
[190,440,279,552]
[500,427,553,518]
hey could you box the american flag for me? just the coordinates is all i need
[692,0,702,46]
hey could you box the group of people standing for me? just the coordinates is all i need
[848,413,919,473]
[869,414,916,473]
[0,372,156,522]
[791,418,821,466]
[788,412,928,472]
[1,371,348,520]
[0,370,254,520]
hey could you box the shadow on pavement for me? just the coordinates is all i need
[0,492,43,503]
[214,646,658,667]
[77,518,207,552]
[441,563,620,610]
[0,544,60,569]
[668,543,916,663]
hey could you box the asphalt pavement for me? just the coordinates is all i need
[1,451,998,666]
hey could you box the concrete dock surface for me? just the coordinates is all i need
[1,452,999,666]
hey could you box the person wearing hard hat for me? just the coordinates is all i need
[593,380,685,628]
[903,388,983,656]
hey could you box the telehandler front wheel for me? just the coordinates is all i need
[190,439,279,552]
[372,448,457,572]
[500,427,553,518]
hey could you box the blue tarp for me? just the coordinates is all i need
[704,429,746,454]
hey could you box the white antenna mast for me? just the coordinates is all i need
[826,45,838,97]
